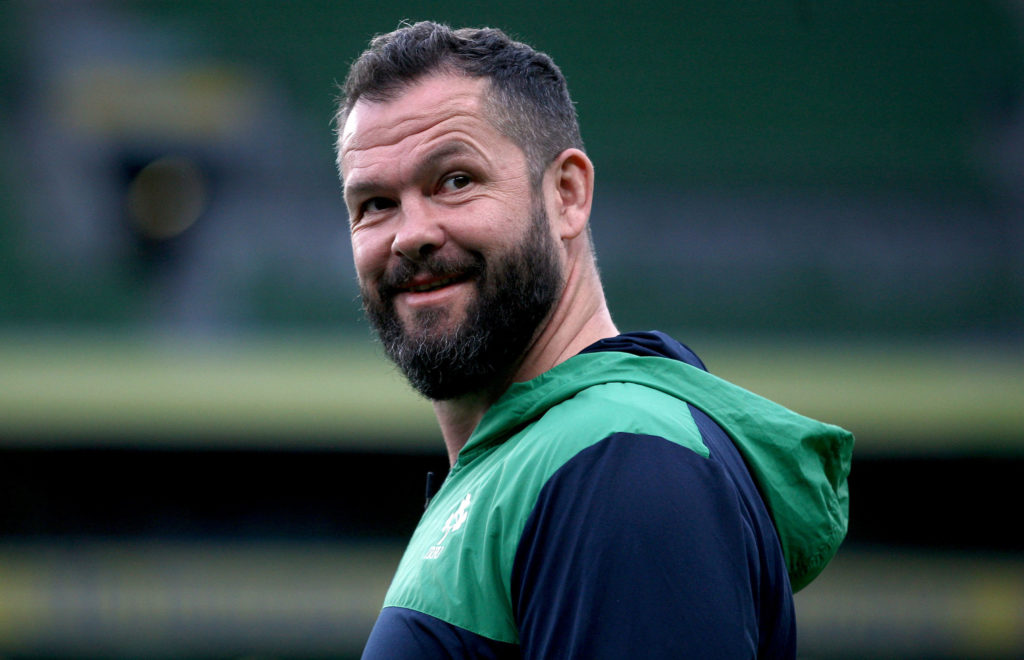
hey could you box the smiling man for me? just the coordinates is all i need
[335,22,853,659]
[341,72,573,417]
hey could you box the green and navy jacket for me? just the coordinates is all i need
[362,332,853,658]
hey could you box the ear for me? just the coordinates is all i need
[547,148,594,241]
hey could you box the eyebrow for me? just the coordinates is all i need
[343,141,479,204]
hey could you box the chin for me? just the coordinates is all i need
[402,307,468,339]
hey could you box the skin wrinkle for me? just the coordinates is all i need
[337,67,557,183]
[343,129,529,229]
[340,86,480,165]
[345,142,486,224]
[342,82,536,298]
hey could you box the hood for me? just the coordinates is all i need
[463,348,854,591]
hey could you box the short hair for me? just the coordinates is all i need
[335,21,584,183]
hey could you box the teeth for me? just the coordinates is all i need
[408,276,458,293]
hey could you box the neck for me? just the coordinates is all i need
[433,393,494,466]
[433,256,617,466]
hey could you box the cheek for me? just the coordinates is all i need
[350,231,390,281]
[463,201,534,248]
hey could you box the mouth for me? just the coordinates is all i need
[378,256,484,305]
[403,274,465,294]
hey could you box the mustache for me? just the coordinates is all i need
[377,254,485,298]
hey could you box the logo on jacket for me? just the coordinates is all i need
[424,492,472,560]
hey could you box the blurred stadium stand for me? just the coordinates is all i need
[1,1,1023,657]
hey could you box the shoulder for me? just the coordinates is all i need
[510,430,779,657]
[512,379,710,469]
[485,378,716,536]
[476,380,713,537]
[504,382,798,657]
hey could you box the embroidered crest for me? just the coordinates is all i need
[424,492,472,559]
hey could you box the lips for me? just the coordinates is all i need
[380,255,483,299]
[404,274,465,294]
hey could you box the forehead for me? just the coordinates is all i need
[338,74,497,175]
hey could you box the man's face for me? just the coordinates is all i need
[338,74,564,399]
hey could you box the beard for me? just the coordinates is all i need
[360,202,563,400]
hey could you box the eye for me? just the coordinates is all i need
[439,174,472,193]
[360,197,397,214]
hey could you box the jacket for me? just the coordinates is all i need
[361,331,853,658]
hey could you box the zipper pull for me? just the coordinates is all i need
[424,471,439,511]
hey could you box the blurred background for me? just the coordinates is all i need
[1,0,1022,657]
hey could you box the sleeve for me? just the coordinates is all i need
[510,432,773,659]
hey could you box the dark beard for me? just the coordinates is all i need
[361,204,563,400]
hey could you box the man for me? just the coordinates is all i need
[334,21,853,658]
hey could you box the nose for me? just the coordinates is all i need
[391,197,445,262]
